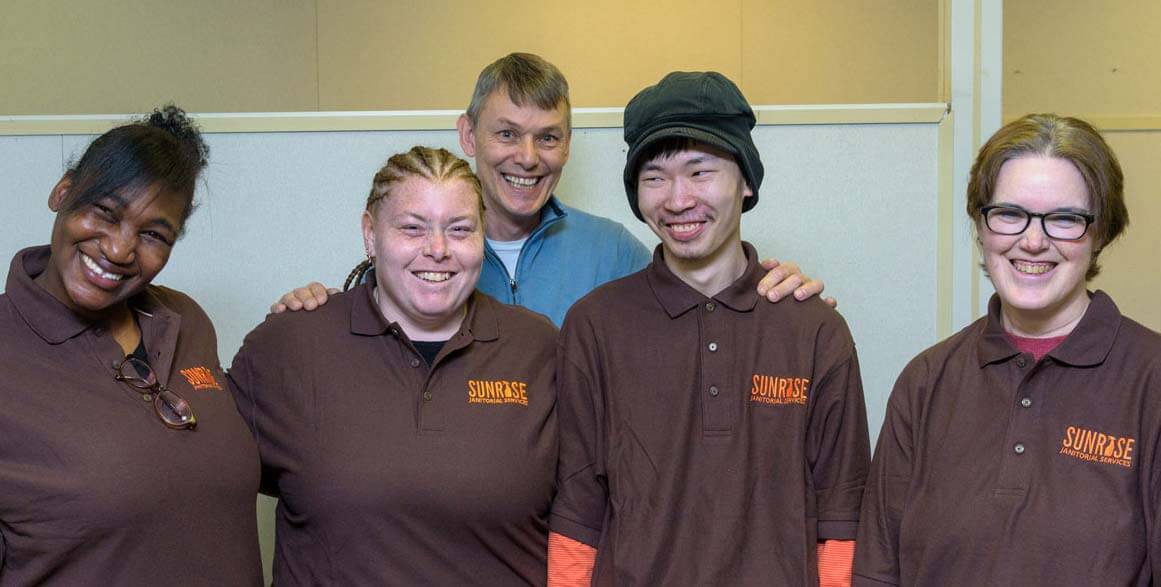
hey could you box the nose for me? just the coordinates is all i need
[513,135,539,169]
[102,226,138,265]
[664,177,697,213]
[1019,218,1050,251]
[424,230,449,260]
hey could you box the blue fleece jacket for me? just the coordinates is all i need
[477,197,651,326]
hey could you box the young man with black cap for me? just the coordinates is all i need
[548,72,870,586]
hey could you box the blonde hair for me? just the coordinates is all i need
[344,146,484,290]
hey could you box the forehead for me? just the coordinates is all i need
[379,177,480,215]
[96,182,188,219]
[993,155,1090,209]
[477,88,568,129]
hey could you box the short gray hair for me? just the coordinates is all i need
[465,53,571,128]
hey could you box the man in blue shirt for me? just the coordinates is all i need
[273,53,827,324]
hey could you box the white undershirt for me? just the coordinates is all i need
[487,237,526,279]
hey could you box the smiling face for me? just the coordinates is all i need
[636,142,752,291]
[362,176,485,339]
[457,89,570,240]
[37,176,187,322]
[980,155,1097,334]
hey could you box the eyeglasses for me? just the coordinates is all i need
[980,205,1095,241]
[115,357,198,430]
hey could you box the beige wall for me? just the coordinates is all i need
[1005,1,1161,331]
[0,0,319,114]
[1,0,940,115]
[1004,1,1161,119]
[1091,132,1161,331]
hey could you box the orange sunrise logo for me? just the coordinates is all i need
[750,374,810,406]
[467,379,529,406]
[180,366,223,391]
[1059,425,1135,469]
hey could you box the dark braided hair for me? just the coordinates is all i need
[344,146,484,291]
[343,258,374,292]
[61,104,208,235]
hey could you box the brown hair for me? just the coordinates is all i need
[967,113,1128,280]
[344,146,484,290]
[465,52,571,129]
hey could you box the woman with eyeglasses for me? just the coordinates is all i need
[0,106,262,585]
[229,146,557,585]
[853,114,1161,585]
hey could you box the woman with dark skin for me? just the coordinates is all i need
[0,106,262,586]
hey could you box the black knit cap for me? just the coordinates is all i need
[623,71,764,221]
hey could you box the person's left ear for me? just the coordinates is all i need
[742,182,754,199]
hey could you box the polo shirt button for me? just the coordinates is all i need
[708,342,718,352]
[1015,357,1027,368]
[1014,443,1026,455]
[708,385,720,397]
[409,358,421,368]
[705,302,716,312]
[422,391,432,401]
[1020,397,1032,408]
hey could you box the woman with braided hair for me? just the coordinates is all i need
[0,106,263,585]
[229,146,558,585]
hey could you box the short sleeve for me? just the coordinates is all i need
[852,365,920,586]
[549,316,609,547]
[807,344,871,540]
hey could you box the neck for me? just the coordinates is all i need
[110,311,141,355]
[373,286,466,341]
[484,202,540,241]
[663,240,748,298]
[1000,291,1091,338]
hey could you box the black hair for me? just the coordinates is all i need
[632,136,705,177]
[62,104,209,233]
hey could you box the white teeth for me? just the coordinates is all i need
[670,222,701,233]
[503,175,539,187]
[81,254,124,281]
[415,271,452,283]
[1013,260,1053,275]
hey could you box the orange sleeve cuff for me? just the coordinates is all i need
[818,539,855,587]
[548,531,597,587]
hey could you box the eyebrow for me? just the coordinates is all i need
[990,202,1092,214]
[99,193,179,233]
[495,117,563,134]
[397,212,478,224]
[641,153,721,172]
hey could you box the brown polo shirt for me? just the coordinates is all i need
[854,291,1161,586]
[0,246,262,586]
[229,285,557,585]
[551,243,870,585]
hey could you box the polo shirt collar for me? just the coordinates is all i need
[976,290,1121,367]
[1046,290,1120,367]
[8,246,97,344]
[647,241,762,319]
[350,284,500,343]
